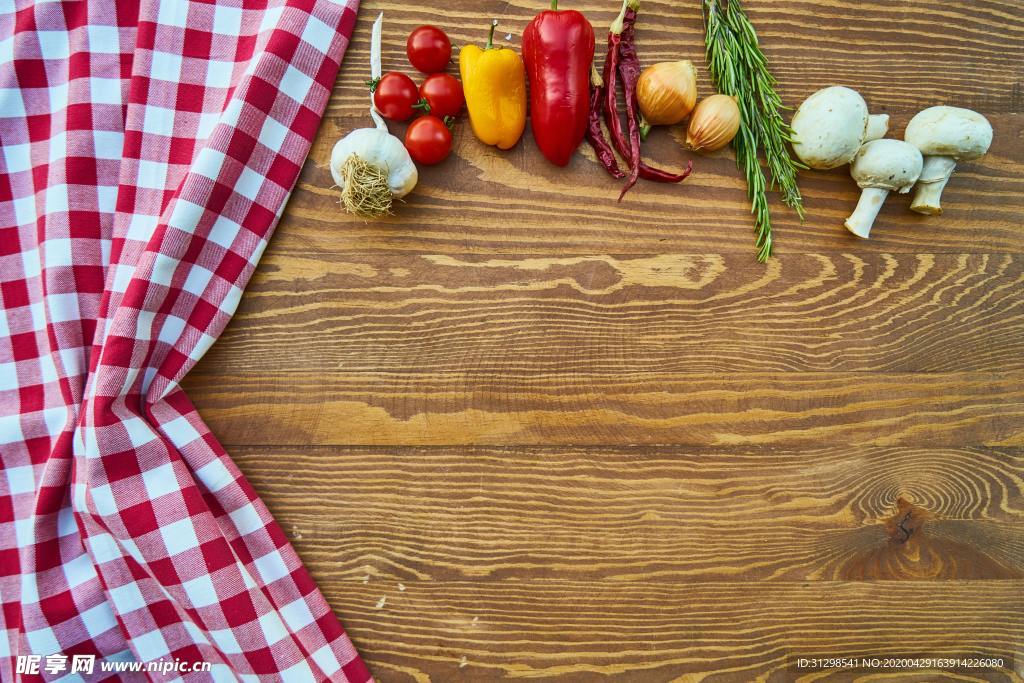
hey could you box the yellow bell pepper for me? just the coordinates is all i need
[459,22,527,150]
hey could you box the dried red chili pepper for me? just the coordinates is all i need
[602,0,633,163]
[586,64,625,179]
[616,3,644,199]
[639,158,693,184]
[604,0,692,199]
[621,4,693,197]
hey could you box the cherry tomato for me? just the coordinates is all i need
[417,73,464,118]
[405,115,452,166]
[406,26,451,74]
[373,72,419,121]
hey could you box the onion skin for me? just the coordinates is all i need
[636,60,697,127]
[686,94,740,153]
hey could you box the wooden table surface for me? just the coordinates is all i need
[185,0,1024,680]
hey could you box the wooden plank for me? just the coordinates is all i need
[197,252,1024,374]
[272,0,1024,257]
[231,445,1024,583]
[183,371,1024,447]
[319,578,1024,681]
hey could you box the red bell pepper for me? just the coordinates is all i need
[522,0,595,167]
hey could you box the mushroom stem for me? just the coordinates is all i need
[865,114,890,142]
[845,187,890,239]
[910,156,957,215]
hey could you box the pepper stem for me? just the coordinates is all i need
[551,0,558,9]
[486,19,498,49]
[610,0,640,35]
[639,114,651,141]
[590,62,603,88]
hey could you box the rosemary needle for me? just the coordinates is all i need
[702,0,805,262]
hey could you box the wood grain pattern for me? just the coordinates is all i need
[183,370,1024,446]
[231,446,1024,583]
[186,0,1024,678]
[321,579,1023,682]
[199,252,1024,374]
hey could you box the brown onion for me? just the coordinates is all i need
[636,61,698,127]
[686,94,741,153]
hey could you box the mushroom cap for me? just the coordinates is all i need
[791,86,870,170]
[850,139,924,193]
[904,106,993,161]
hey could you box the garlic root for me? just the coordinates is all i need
[337,155,393,218]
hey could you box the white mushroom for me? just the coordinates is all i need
[903,106,993,215]
[844,139,923,239]
[791,86,890,170]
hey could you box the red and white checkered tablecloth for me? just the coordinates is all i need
[0,0,371,680]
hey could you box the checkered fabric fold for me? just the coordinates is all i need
[0,0,371,680]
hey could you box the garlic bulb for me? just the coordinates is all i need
[686,94,740,153]
[330,128,417,214]
[637,60,698,127]
[330,13,418,218]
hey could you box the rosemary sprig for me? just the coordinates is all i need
[702,0,804,262]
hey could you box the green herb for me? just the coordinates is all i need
[702,0,804,262]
